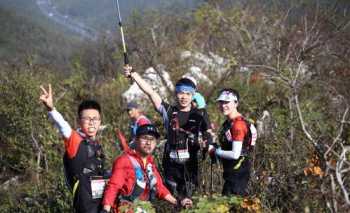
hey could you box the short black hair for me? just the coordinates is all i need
[175,78,196,90]
[78,100,101,118]
[218,88,240,102]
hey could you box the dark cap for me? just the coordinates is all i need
[136,124,160,139]
[126,101,139,110]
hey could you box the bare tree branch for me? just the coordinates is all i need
[336,145,350,205]
[56,85,68,103]
[294,93,317,146]
[325,107,350,157]
[292,61,304,87]
[31,130,42,182]
[245,64,291,84]
[330,174,338,213]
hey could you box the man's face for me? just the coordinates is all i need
[217,100,237,116]
[79,109,101,137]
[176,91,193,108]
[135,134,157,156]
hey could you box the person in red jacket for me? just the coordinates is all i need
[102,124,192,212]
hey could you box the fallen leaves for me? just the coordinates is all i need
[303,153,325,177]
[241,197,262,213]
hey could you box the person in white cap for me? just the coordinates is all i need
[209,88,253,196]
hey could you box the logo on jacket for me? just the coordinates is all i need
[225,130,232,141]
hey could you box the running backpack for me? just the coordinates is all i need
[242,118,258,152]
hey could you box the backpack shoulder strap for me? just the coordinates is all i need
[118,154,146,202]
[167,105,178,117]
[126,155,144,181]
[239,117,258,149]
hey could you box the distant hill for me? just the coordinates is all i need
[0,0,84,66]
[53,0,203,31]
[0,0,203,66]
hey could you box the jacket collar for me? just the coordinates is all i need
[125,149,154,165]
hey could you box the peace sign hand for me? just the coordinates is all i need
[39,84,54,111]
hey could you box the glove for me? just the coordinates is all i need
[215,148,224,156]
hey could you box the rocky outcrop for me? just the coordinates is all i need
[122,50,230,104]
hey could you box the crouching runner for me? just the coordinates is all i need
[101,124,192,212]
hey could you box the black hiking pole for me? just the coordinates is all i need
[114,0,129,65]
[210,161,213,194]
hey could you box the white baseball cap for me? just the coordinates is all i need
[216,90,238,102]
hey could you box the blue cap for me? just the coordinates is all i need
[175,78,196,94]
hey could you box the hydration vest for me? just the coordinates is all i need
[166,106,204,163]
[63,137,105,198]
[219,117,257,170]
[119,154,157,202]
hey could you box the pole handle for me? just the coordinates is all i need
[123,52,129,65]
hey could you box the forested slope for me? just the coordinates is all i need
[1,1,350,212]
[0,0,84,66]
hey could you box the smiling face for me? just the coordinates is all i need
[79,109,101,138]
[135,134,157,157]
[176,91,193,110]
[217,100,238,116]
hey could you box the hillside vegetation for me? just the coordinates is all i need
[0,0,84,67]
[1,0,350,212]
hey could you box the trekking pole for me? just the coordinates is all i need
[210,161,213,194]
[114,0,129,65]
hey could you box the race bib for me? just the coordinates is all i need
[90,176,108,199]
[169,149,190,163]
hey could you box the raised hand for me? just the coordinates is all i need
[123,64,133,78]
[39,84,54,111]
